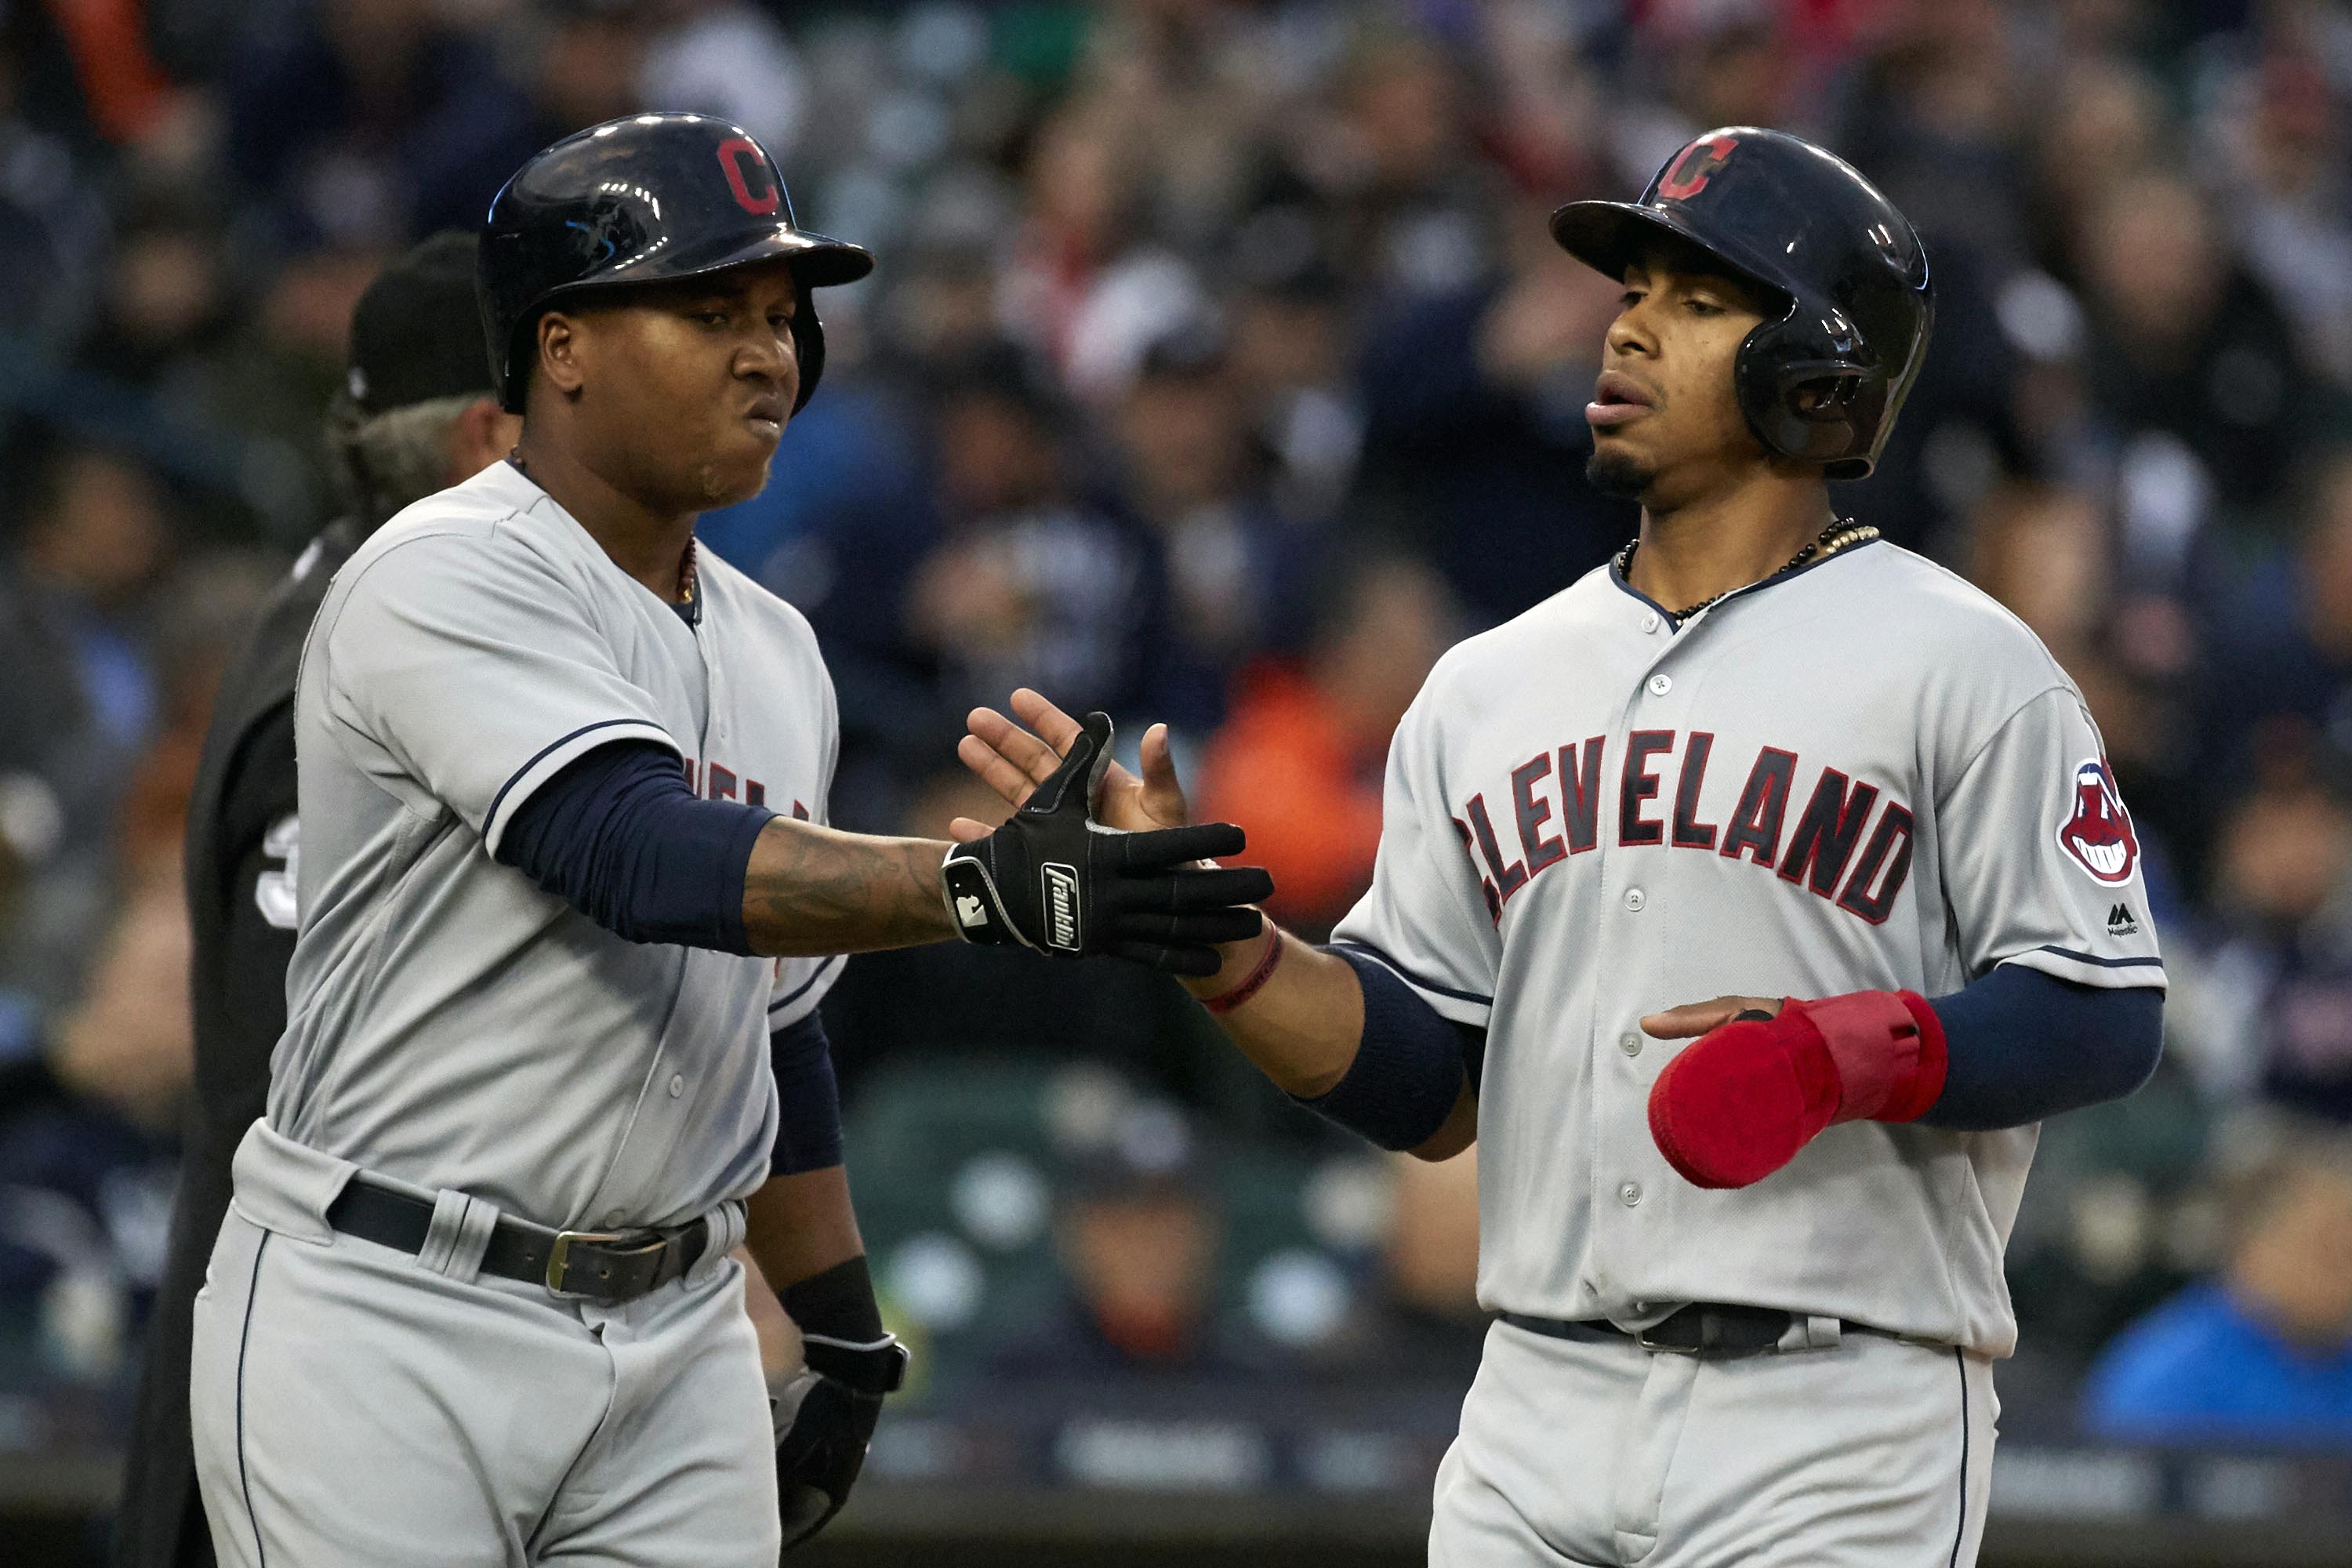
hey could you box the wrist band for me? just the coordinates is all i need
[1202,927,1283,1014]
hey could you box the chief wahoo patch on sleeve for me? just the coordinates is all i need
[2057,758,2140,885]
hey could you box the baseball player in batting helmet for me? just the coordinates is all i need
[183,112,1272,1568]
[956,127,2164,1566]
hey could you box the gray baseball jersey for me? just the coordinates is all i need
[1331,539,2164,1357]
[269,459,841,1232]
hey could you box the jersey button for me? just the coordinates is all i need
[668,1074,685,1098]
[1619,1181,1642,1207]
[1646,673,1672,696]
[1623,887,1646,911]
[1619,1033,1642,1056]
[1641,612,1661,633]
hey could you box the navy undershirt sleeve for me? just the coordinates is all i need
[1919,965,2163,1132]
[1293,947,1479,1151]
[768,1011,845,1175]
[495,739,774,954]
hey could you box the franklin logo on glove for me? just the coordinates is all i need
[941,711,1272,975]
[1043,863,1081,951]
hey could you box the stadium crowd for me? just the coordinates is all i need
[2,0,2351,1462]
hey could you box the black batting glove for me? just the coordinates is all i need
[941,711,1272,977]
[771,1330,909,1554]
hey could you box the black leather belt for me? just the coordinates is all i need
[1500,1302,1878,1357]
[326,1180,710,1303]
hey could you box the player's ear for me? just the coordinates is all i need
[536,310,587,401]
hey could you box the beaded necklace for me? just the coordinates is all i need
[1618,517,1880,622]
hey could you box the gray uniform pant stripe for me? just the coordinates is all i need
[1947,1347,1969,1568]
[234,1232,271,1568]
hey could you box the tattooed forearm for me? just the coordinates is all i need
[740,818,956,956]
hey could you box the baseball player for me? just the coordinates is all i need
[117,230,524,1568]
[956,129,2167,1566]
[185,114,1268,1568]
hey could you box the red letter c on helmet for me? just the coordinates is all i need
[1656,135,1738,202]
[717,138,780,216]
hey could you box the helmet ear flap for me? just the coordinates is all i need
[1733,314,1890,477]
[789,282,826,413]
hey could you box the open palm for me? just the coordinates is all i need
[952,688,1191,841]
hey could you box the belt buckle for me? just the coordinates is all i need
[546,1228,669,1297]
[1634,1320,1700,1354]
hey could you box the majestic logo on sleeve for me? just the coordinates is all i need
[2057,759,2140,885]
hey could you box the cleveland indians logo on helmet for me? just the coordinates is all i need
[2056,758,2140,885]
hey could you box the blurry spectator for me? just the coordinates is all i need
[2198,770,2352,1121]
[2023,58,2166,281]
[2201,35,2352,389]
[223,0,533,248]
[2075,171,2321,517]
[45,867,192,1135]
[74,195,236,402]
[1195,550,1457,935]
[1111,330,1317,728]
[1613,4,1806,180]
[640,0,805,153]
[1836,0,2028,270]
[524,0,655,158]
[200,247,390,530]
[1970,482,2113,666]
[0,43,108,353]
[991,1104,1278,1383]
[0,442,173,1010]
[1353,195,1635,626]
[2196,451,2352,816]
[0,550,270,1374]
[1321,1147,1484,1385]
[1000,102,1210,401]
[1319,34,1496,299]
[1224,239,1363,522]
[2084,1122,2352,1445]
[905,355,1169,728]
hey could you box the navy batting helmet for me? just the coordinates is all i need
[478,112,873,416]
[1550,128,1932,480]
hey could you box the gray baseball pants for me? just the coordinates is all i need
[188,1123,772,1567]
[1432,1316,1996,1566]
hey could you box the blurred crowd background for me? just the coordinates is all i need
[3,0,2352,1545]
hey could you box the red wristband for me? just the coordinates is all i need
[1201,928,1283,1014]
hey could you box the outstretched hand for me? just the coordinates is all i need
[954,688,1191,840]
[940,709,1268,975]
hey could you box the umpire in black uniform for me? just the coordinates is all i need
[114,232,524,1568]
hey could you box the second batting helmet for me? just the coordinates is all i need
[1550,128,1932,480]
[478,113,873,416]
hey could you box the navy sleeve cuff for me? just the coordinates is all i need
[495,739,774,954]
[769,1011,845,1176]
[1296,946,1472,1152]
[1919,964,2164,1131]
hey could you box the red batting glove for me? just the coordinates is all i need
[1646,990,1948,1189]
